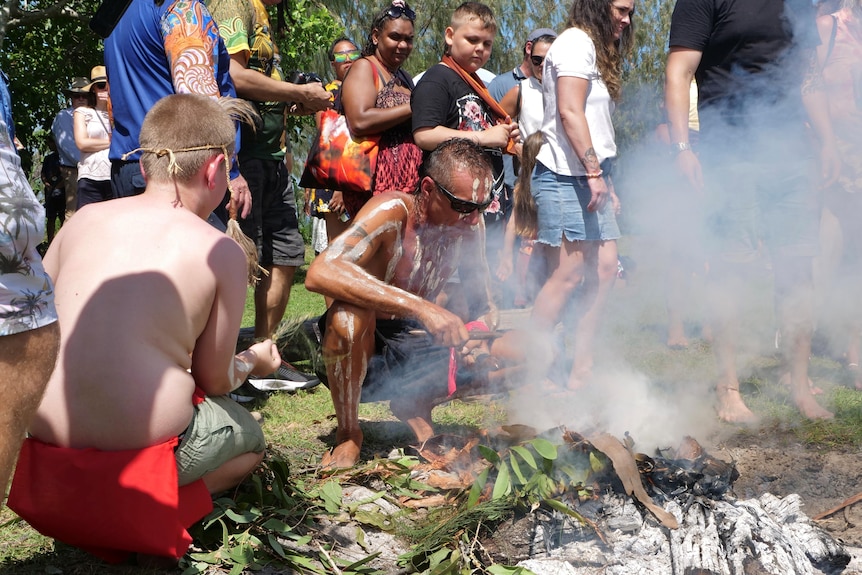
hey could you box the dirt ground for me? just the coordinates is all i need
[708,427,862,548]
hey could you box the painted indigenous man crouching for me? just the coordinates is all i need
[306,138,527,469]
[8,94,281,565]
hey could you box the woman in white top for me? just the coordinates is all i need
[73,66,112,208]
[530,0,633,389]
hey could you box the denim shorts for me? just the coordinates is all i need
[532,161,620,246]
[175,395,266,486]
[239,158,305,267]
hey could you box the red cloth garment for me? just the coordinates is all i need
[8,436,212,563]
[447,320,492,396]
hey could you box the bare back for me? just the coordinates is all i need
[31,194,247,450]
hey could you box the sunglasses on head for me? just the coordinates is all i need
[386,3,415,21]
[530,55,545,67]
[433,179,492,214]
[332,49,361,63]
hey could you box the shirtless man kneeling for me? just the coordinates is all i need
[8,94,281,564]
[306,138,527,469]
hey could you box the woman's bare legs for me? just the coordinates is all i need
[570,240,618,388]
[531,239,587,331]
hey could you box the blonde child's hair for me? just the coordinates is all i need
[137,94,257,183]
[450,1,497,31]
[512,131,544,239]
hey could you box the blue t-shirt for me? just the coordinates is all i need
[105,0,238,170]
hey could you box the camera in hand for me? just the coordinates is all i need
[289,71,323,85]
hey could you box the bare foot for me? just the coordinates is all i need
[321,432,363,470]
[793,393,834,420]
[667,339,689,350]
[667,322,688,349]
[778,372,824,395]
[567,366,592,391]
[716,387,758,424]
[390,399,435,443]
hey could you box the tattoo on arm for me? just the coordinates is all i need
[802,50,824,96]
[580,147,600,172]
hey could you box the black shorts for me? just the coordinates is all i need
[239,158,305,267]
[318,313,466,403]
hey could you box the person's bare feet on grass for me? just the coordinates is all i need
[779,372,824,395]
[667,321,689,350]
[321,431,363,470]
[793,392,834,420]
[716,385,758,424]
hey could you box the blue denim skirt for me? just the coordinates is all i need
[532,161,620,246]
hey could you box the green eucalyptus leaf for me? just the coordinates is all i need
[492,462,511,499]
[478,444,501,464]
[267,533,287,558]
[508,450,527,484]
[319,479,343,513]
[530,438,558,461]
[467,466,490,507]
[224,508,260,524]
[510,445,538,469]
[261,517,294,535]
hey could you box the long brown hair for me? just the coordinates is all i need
[512,132,544,239]
[566,0,634,101]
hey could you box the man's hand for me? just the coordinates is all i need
[417,303,469,348]
[291,83,332,115]
[228,174,252,220]
[675,149,703,192]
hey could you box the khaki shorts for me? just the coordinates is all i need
[175,395,266,486]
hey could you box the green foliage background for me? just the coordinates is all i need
[0,0,676,163]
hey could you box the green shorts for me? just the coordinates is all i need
[175,395,266,486]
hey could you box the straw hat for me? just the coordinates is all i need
[83,66,107,91]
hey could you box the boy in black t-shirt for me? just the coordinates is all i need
[411,1,519,306]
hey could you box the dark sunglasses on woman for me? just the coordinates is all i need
[530,55,544,67]
[386,3,415,21]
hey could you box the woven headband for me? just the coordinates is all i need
[122,144,233,194]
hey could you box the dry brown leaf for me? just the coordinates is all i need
[401,494,451,509]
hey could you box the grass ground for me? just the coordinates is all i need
[3,241,862,573]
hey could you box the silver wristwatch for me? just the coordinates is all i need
[672,142,692,154]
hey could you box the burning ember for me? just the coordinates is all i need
[406,428,852,575]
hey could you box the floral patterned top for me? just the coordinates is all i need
[0,71,58,335]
